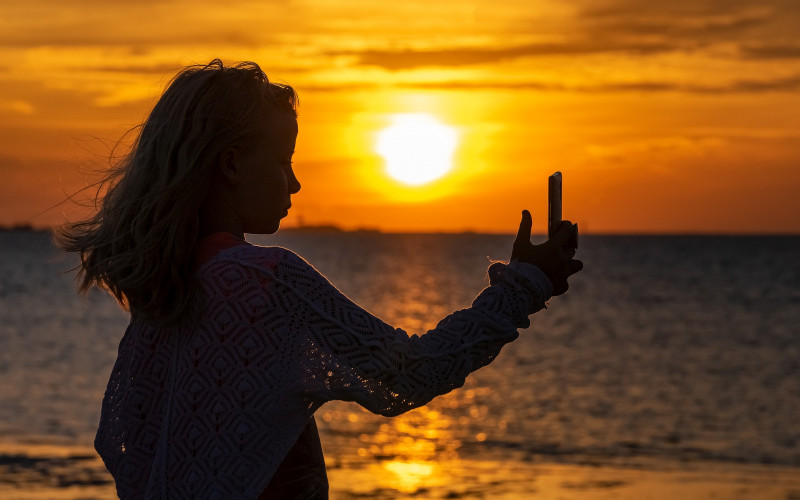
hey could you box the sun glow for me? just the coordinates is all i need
[382,460,437,492]
[376,113,458,186]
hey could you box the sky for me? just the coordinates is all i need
[1,0,799,234]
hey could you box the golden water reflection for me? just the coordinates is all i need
[315,259,513,494]
[321,397,483,494]
[326,406,463,463]
[381,460,437,493]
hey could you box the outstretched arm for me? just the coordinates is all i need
[234,215,583,417]
[275,249,551,416]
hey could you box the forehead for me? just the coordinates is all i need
[259,113,297,147]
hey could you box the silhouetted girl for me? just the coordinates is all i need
[57,60,582,499]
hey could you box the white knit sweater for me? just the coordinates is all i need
[95,243,553,499]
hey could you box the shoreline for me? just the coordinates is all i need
[328,459,800,499]
[2,442,799,500]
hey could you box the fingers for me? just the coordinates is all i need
[552,259,583,296]
[515,210,533,244]
[567,259,583,276]
[552,220,577,247]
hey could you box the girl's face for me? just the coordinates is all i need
[235,113,300,234]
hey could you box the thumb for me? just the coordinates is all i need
[515,210,533,244]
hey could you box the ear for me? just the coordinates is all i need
[217,148,241,186]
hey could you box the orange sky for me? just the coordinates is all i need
[1,0,799,234]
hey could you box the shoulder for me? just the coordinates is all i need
[210,244,323,281]
[198,244,334,301]
[228,244,313,270]
[223,243,299,265]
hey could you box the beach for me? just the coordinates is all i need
[2,441,800,499]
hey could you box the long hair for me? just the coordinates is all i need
[56,59,298,326]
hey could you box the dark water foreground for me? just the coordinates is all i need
[1,231,798,498]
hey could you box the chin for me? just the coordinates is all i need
[245,220,281,235]
[266,220,282,234]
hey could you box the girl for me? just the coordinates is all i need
[57,59,582,499]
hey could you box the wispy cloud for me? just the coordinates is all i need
[0,1,286,48]
[330,40,676,70]
[0,100,34,115]
[740,44,800,60]
[299,74,800,94]
[574,0,800,53]
[327,1,800,70]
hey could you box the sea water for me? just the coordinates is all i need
[1,230,798,495]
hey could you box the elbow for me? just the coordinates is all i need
[374,399,423,417]
[377,406,408,418]
[371,380,464,417]
[365,382,431,417]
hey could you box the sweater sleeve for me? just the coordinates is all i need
[246,248,552,417]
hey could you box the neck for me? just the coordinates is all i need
[198,197,244,240]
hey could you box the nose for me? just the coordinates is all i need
[288,167,301,195]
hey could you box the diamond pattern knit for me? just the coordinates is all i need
[95,243,552,499]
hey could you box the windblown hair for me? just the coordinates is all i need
[56,59,298,326]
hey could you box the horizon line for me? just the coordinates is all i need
[4,223,798,238]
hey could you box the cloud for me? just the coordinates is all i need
[332,40,676,70]
[300,74,800,94]
[574,0,800,47]
[740,44,800,59]
[324,1,799,71]
[723,74,800,92]
[0,1,284,48]
[0,27,266,49]
[583,136,727,161]
[0,100,35,115]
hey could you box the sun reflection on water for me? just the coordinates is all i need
[382,460,438,492]
[313,255,511,494]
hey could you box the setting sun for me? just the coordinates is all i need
[376,113,458,186]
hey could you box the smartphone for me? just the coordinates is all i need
[548,171,562,240]
[548,171,578,247]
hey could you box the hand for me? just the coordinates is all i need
[511,210,583,296]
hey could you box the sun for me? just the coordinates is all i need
[375,113,458,186]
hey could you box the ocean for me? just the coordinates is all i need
[1,230,798,498]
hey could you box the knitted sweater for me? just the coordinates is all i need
[95,242,553,499]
